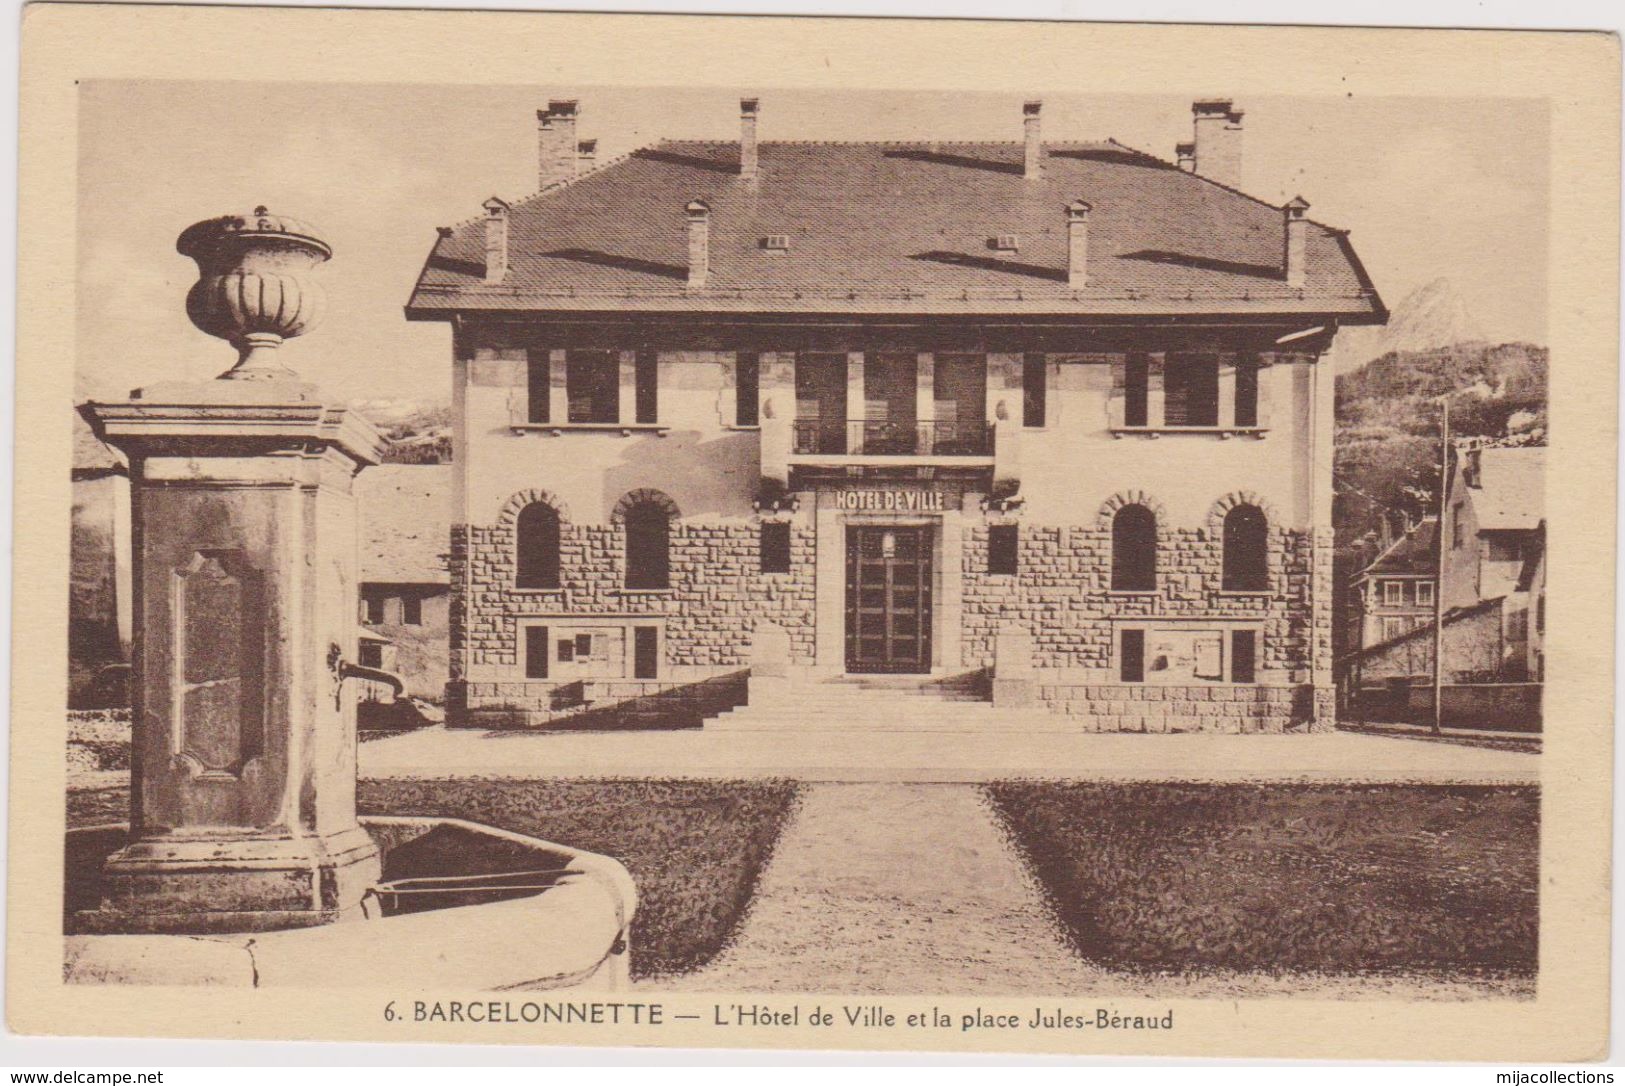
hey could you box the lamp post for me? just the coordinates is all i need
[1431,395,1452,736]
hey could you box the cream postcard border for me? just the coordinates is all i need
[10,5,1620,1059]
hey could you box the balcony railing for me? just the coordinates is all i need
[792,419,993,457]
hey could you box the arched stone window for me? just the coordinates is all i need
[515,502,561,589]
[1111,504,1157,592]
[623,499,672,590]
[1222,503,1269,591]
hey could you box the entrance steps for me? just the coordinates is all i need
[707,671,1067,732]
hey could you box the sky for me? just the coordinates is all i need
[76,82,1548,403]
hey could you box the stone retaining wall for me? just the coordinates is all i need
[451,672,748,730]
[1039,682,1310,733]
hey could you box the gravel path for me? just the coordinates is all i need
[653,782,1531,1000]
[658,782,1091,993]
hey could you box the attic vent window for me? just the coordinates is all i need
[992,234,1020,252]
[762,234,791,251]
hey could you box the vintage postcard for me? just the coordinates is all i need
[7,4,1619,1061]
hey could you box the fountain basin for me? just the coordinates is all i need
[64,816,636,990]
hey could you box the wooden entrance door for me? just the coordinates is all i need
[845,526,933,673]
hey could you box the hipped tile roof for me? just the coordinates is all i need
[1361,517,1438,579]
[408,140,1385,320]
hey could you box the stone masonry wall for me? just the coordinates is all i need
[961,491,1318,731]
[451,511,815,723]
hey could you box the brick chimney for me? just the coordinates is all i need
[537,99,579,189]
[685,199,711,291]
[1175,141,1196,172]
[1191,99,1244,189]
[1023,100,1043,180]
[1066,199,1091,288]
[1283,195,1309,288]
[578,138,598,173]
[482,196,509,284]
[536,109,555,190]
[740,97,760,180]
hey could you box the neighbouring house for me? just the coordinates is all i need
[354,463,452,700]
[1342,443,1545,727]
[69,406,131,708]
[1352,517,1438,652]
[405,95,1386,731]
[1442,444,1546,682]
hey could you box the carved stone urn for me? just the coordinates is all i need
[83,209,385,933]
[176,206,332,380]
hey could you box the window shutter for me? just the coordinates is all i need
[1234,358,1259,427]
[760,521,791,573]
[1124,354,1148,427]
[635,351,659,424]
[527,351,550,424]
[988,524,1019,575]
[1231,629,1256,683]
[1120,629,1145,683]
[524,626,549,679]
[1022,354,1047,428]
[736,353,760,427]
[634,626,659,679]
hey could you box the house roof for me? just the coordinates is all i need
[1360,517,1437,579]
[1469,447,1545,532]
[1349,595,1505,661]
[408,139,1385,322]
[356,464,451,584]
[72,405,124,475]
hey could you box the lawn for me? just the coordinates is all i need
[986,782,1537,978]
[357,778,799,978]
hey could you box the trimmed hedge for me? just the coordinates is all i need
[358,778,799,977]
[987,782,1537,977]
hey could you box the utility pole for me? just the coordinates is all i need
[1431,397,1450,736]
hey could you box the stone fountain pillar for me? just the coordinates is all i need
[84,209,386,933]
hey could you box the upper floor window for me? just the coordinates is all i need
[1164,355,1220,427]
[401,596,423,626]
[736,353,760,427]
[1022,354,1047,428]
[1382,580,1403,606]
[1221,503,1269,591]
[1487,537,1522,562]
[1124,353,1262,429]
[1111,504,1157,592]
[516,502,562,589]
[567,351,619,424]
[362,595,385,625]
[1417,581,1435,607]
[1452,502,1466,548]
[624,500,671,590]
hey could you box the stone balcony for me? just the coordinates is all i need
[761,412,1018,496]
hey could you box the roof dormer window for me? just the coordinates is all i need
[992,234,1020,252]
[762,234,791,251]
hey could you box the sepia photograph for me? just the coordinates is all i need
[7,3,1618,1065]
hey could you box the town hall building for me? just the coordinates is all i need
[405,96,1386,731]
